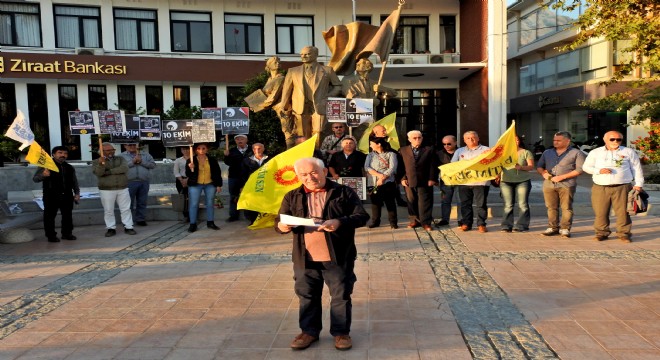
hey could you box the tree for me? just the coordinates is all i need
[552,1,659,124]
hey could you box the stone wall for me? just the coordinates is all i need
[0,162,230,200]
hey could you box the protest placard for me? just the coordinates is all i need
[191,119,216,143]
[162,120,193,147]
[68,111,96,135]
[139,115,161,140]
[110,114,140,143]
[325,98,373,127]
[217,107,250,135]
[97,110,126,134]
[337,177,367,200]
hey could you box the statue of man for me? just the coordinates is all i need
[341,58,396,105]
[278,46,342,146]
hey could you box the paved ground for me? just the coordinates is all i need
[0,191,659,359]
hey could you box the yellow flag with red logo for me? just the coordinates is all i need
[237,135,317,214]
[26,141,59,172]
[439,122,518,185]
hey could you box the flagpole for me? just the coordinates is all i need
[375,0,404,88]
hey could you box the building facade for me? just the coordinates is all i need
[506,0,648,151]
[1,0,505,161]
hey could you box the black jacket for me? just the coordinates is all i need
[399,145,439,187]
[185,156,223,187]
[224,147,252,179]
[33,162,80,198]
[277,181,369,269]
[241,156,271,184]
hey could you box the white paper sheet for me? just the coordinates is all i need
[279,214,317,227]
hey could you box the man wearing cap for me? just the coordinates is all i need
[33,146,80,242]
[583,130,644,243]
[120,143,156,226]
[224,134,252,222]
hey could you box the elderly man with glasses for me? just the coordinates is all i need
[583,131,644,243]
[436,135,461,227]
[320,122,347,163]
[536,131,586,238]
[120,143,156,226]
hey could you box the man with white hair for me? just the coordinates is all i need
[399,130,439,231]
[451,131,490,233]
[583,130,644,242]
[277,157,369,351]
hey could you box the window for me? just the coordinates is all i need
[227,86,243,107]
[0,2,41,47]
[170,11,212,52]
[0,83,16,137]
[58,85,80,159]
[556,51,579,85]
[519,64,536,93]
[275,16,313,54]
[356,16,371,24]
[201,86,217,108]
[173,86,190,108]
[146,86,163,115]
[89,85,107,110]
[536,57,557,90]
[519,11,536,47]
[118,85,136,113]
[54,5,101,48]
[27,84,49,152]
[388,16,428,54]
[439,16,456,53]
[224,14,263,54]
[114,8,157,51]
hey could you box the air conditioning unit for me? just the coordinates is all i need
[390,57,413,64]
[75,47,104,55]
[429,55,443,64]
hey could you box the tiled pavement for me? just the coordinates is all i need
[0,207,658,359]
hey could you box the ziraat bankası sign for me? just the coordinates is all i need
[0,56,126,75]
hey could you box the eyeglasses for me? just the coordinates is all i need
[442,143,453,146]
[333,126,344,129]
[609,138,623,142]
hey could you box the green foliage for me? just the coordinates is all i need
[645,171,660,184]
[232,71,287,155]
[160,105,202,121]
[552,1,660,124]
[0,135,22,162]
[631,122,660,164]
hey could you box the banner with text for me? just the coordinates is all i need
[204,107,250,135]
[326,98,373,127]
[191,119,216,143]
[162,120,193,147]
[110,114,140,143]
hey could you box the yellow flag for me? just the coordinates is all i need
[358,113,400,154]
[237,135,317,214]
[26,141,59,172]
[439,122,518,185]
[247,213,277,230]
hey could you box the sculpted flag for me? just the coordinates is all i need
[26,141,59,172]
[356,6,402,63]
[323,22,380,76]
[237,135,317,214]
[440,122,518,185]
[5,110,35,150]
[358,113,400,154]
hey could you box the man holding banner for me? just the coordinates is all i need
[32,146,80,242]
[452,131,491,233]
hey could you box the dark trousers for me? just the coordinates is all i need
[175,179,189,219]
[369,181,398,226]
[43,194,74,238]
[440,183,459,223]
[127,181,150,222]
[228,178,242,219]
[294,260,356,337]
[404,185,434,225]
[458,185,489,227]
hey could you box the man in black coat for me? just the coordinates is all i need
[277,157,369,351]
[399,130,439,231]
[224,134,252,222]
[33,146,80,242]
